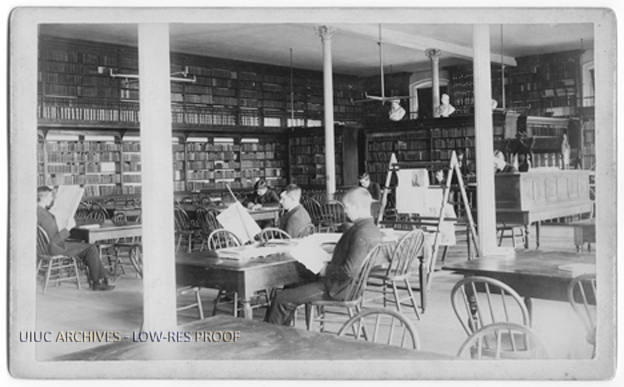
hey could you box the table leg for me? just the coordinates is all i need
[524,224,530,249]
[535,221,541,249]
[418,256,426,313]
[241,298,253,320]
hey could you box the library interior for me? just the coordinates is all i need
[15,14,614,374]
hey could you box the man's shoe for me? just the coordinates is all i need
[106,273,120,285]
[92,281,115,291]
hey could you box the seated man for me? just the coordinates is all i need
[37,186,116,291]
[266,187,382,326]
[243,179,280,210]
[358,173,382,201]
[278,184,312,238]
[493,150,519,173]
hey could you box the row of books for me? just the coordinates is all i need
[45,152,121,163]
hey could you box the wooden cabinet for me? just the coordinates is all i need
[494,170,591,211]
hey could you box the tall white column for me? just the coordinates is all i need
[472,25,499,256]
[316,26,336,200]
[138,24,177,330]
[9,11,38,368]
[425,48,442,118]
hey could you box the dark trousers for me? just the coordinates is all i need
[266,280,329,326]
[64,242,107,282]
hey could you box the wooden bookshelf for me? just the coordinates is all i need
[37,129,289,199]
[287,125,360,189]
[38,36,365,130]
[507,50,583,116]
[364,113,508,184]
[580,107,595,169]
[446,64,510,116]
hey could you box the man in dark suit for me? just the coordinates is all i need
[494,150,519,173]
[358,172,382,201]
[37,186,116,291]
[243,179,280,209]
[278,184,312,238]
[266,187,382,326]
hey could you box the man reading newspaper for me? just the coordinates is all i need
[37,186,117,291]
[266,187,382,326]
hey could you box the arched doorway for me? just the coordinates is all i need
[409,78,449,119]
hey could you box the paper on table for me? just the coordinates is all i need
[217,243,294,260]
[288,236,331,274]
[77,223,100,230]
[49,185,84,231]
[558,263,596,277]
[216,201,262,244]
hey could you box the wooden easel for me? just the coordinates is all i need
[376,151,481,310]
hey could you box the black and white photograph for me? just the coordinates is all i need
[4,1,620,382]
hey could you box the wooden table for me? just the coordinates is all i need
[179,204,282,223]
[70,220,142,244]
[55,314,456,361]
[570,218,596,252]
[176,248,303,320]
[495,202,594,249]
[473,201,594,250]
[441,250,596,319]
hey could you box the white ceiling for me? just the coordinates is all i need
[39,23,594,77]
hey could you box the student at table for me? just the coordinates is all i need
[266,187,382,326]
[493,150,519,173]
[278,184,312,238]
[358,172,382,201]
[243,179,280,210]
[36,186,117,291]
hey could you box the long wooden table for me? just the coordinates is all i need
[55,314,456,361]
[70,220,142,244]
[179,204,282,223]
[176,248,303,320]
[441,250,596,320]
[493,202,594,249]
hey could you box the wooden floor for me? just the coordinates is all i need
[34,224,595,361]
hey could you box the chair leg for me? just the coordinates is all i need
[43,261,54,294]
[212,290,223,316]
[382,280,388,308]
[498,228,505,246]
[72,258,81,290]
[440,246,449,263]
[404,279,421,320]
[305,303,313,331]
[391,281,402,314]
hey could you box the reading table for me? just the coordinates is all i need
[442,250,596,321]
[176,248,303,320]
[70,220,142,244]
